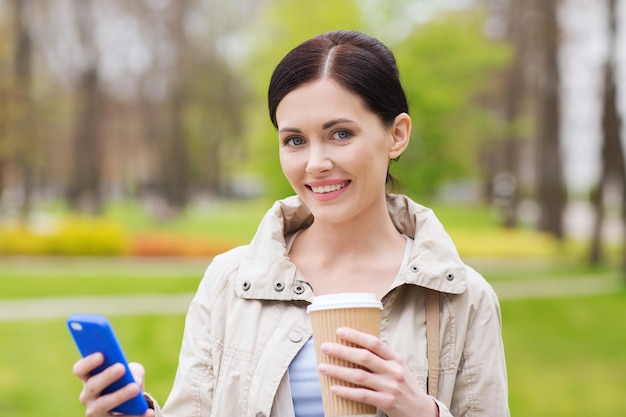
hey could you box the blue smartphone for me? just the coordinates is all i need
[67,314,149,415]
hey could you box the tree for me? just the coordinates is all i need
[66,0,105,214]
[10,0,37,219]
[589,0,625,270]
[393,9,511,199]
[535,0,566,238]
[483,0,535,228]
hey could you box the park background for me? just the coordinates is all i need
[1,0,626,416]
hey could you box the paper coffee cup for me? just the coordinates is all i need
[307,293,383,417]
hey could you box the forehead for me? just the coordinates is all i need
[275,79,371,127]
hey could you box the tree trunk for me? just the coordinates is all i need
[499,0,534,228]
[158,0,191,209]
[161,87,189,208]
[535,0,566,239]
[67,0,103,214]
[67,66,104,214]
[12,0,36,221]
[590,0,626,274]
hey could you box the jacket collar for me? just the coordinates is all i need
[235,195,466,302]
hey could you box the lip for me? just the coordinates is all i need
[306,180,351,201]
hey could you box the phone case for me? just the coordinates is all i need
[67,314,149,415]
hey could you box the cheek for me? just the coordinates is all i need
[351,142,389,172]
[279,151,301,182]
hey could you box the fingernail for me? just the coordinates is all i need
[318,363,328,373]
[320,343,330,353]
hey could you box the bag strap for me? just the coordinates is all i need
[425,288,440,398]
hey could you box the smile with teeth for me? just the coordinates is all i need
[309,181,349,194]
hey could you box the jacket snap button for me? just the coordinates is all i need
[289,331,303,343]
[273,281,285,292]
[445,273,455,281]
[410,265,420,273]
[294,283,305,294]
[242,281,251,291]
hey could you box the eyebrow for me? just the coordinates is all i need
[278,118,355,134]
[278,127,302,134]
[322,118,355,129]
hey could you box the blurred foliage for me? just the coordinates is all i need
[0,217,129,256]
[0,197,588,259]
[129,232,237,257]
[238,5,510,201]
[0,198,271,256]
[1,1,512,216]
[0,220,239,257]
[393,9,511,198]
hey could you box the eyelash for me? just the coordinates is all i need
[282,129,352,147]
[333,130,351,140]
[284,136,304,147]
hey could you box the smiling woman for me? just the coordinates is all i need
[276,79,410,221]
[71,30,510,417]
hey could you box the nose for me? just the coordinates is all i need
[306,143,333,175]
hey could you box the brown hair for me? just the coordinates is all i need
[268,30,409,128]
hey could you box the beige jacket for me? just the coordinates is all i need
[153,194,509,417]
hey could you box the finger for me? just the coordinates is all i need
[129,362,145,387]
[328,382,383,407]
[73,352,104,382]
[84,381,141,416]
[320,362,421,413]
[318,360,394,393]
[336,327,401,361]
[321,340,388,375]
[80,363,126,405]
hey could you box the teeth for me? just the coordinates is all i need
[310,182,347,194]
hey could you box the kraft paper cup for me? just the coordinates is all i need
[307,293,383,417]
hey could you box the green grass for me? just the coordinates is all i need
[0,315,185,417]
[0,257,208,299]
[1,291,625,417]
[502,291,626,416]
[105,198,270,243]
[1,256,625,417]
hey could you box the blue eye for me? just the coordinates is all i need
[287,137,304,146]
[335,130,350,140]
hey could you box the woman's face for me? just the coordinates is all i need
[275,78,409,225]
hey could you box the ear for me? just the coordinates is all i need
[388,112,411,160]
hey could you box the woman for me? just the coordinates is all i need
[73,30,510,417]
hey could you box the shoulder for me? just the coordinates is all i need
[450,264,502,324]
[464,265,499,302]
[197,244,251,297]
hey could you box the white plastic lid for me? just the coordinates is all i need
[306,292,382,312]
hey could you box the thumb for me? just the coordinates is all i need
[128,362,146,389]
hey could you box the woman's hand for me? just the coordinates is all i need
[72,353,155,417]
[317,327,439,417]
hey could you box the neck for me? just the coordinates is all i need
[303,201,403,256]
